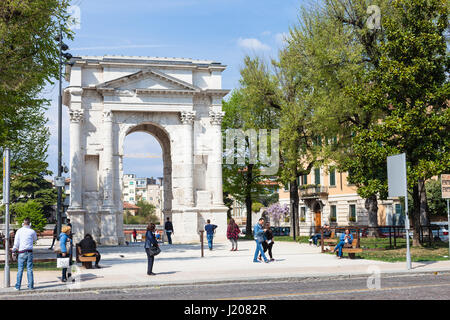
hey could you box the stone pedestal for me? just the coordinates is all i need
[99,209,119,245]
[66,209,86,244]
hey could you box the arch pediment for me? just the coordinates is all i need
[96,68,201,95]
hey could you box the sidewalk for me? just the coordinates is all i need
[1,238,450,295]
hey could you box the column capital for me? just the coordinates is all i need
[209,110,225,125]
[180,111,196,124]
[69,109,84,123]
[103,110,113,122]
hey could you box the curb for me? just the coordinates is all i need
[1,267,450,297]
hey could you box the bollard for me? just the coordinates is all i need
[199,230,204,257]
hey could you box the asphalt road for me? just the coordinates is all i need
[3,273,450,300]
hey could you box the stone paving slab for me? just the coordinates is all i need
[1,240,450,295]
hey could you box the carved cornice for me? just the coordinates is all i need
[180,111,196,124]
[209,110,225,125]
[69,109,84,123]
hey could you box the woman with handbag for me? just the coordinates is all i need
[57,226,72,282]
[144,223,160,276]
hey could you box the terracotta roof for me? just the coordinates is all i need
[123,202,140,210]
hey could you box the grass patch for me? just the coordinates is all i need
[273,236,310,244]
[323,238,450,262]
[0,261,59,271]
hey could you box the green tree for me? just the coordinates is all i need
[369,0,449,244]
[136,200,159,224]
[222,84,276,236]
[0,0,72,174]
[14,200,47,233]
[426,179,447,217]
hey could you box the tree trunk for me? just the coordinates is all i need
[411,183,422,247]
[289,177,299,238]
[365,194,379,237]
[245,164,254,237]
[418,179,429,226]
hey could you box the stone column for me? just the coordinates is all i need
[68,109,84,209]
[67,109,85,244]
[180,111,196,207]
[100,110,117,245]
[209,111,225,206]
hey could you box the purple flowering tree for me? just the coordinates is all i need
[267,203,290,226]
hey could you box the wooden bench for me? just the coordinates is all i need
[321,230,363,259]
[76,244,97,269]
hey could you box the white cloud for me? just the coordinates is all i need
[237,38,271,51]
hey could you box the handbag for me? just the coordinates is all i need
[57,257,70,268]
[149,245,161,256]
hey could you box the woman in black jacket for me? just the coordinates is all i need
[259,223,275,261]
[144,223,159,275]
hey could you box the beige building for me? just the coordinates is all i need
[123,174,163,223]
[279,166,402,235]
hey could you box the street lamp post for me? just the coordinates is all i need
[55,26,72,236]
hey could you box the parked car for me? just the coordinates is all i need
[431,222,449,242]
[270,226,290,236]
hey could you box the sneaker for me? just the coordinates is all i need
[14,287,20,291]
[253,260,261,263]
[270,258,275,261]
[264,260,270,263]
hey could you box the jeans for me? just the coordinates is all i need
[207,234,214,250]
[145,248,155,274]
[254,241,268,262]
[15,252,34,289]
[334,240,352,257]
[166,231,172,244]
[311,234,321,246]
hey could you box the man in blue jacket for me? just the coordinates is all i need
[333,228,353,259]
[253,218,269,263]
[204,220,217,250]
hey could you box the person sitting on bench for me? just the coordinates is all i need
[310,224,332,246]
[332,228,353,259]
[79,234,101,268]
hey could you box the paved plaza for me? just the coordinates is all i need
[1,237,450,296]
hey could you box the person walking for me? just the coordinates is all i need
[48,224,58,250]
[12,218,37,290]
[58,225,73,282]
[226,218,240,251]
[332,228,353,259]
[132,229,137,243]
[164,217,174,245]
[144,223,159,275]
[253,218,269,263]
[204,219,217,251]
[259,222,275,261]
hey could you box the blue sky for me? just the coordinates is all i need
[45,0,305,179]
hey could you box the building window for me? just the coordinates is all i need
[300,207,306,222]
[349,204,356,221]
[395,203,403,215]
[314,168,321,185]
[129,181,134,185]
[302,174,307,185]
[330,205,337,222]
[284,183,289,191]
[329,167,336,186]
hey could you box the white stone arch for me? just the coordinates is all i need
[118,119,173,217]
[63,56,229,245]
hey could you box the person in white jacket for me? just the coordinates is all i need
[12,218,37,290]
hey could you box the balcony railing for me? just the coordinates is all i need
[299,185,328,199]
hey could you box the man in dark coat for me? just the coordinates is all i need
[79,234,101,268]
